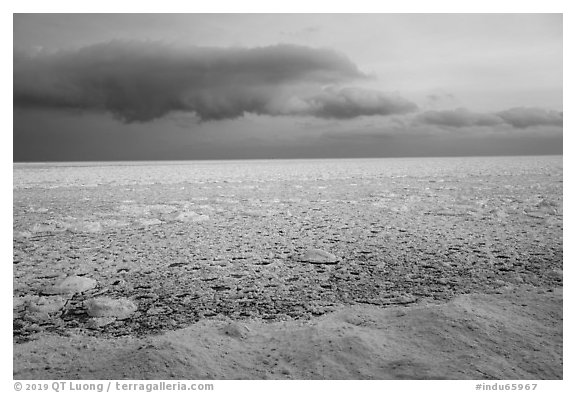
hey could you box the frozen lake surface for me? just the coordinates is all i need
[13,156,563,379]
[13,155,562,189]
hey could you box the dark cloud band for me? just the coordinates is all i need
[13,41,417,122]
[416,107,562,129]
[293,87,417,119]
[496,107,563,128]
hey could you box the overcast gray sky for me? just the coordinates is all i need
[13,14,562,161]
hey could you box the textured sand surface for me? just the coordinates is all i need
[14,286,562,379]
[13,157,563,379]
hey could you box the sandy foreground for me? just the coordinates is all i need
[14,285,561,380]
[13,157,563,379]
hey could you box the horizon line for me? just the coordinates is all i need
[13,152,563,165]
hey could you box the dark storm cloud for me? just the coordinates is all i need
[13,40,417,122]
[294,87,418,119]
[416,107,563,129]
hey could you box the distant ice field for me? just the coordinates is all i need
[13,156,563,189]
